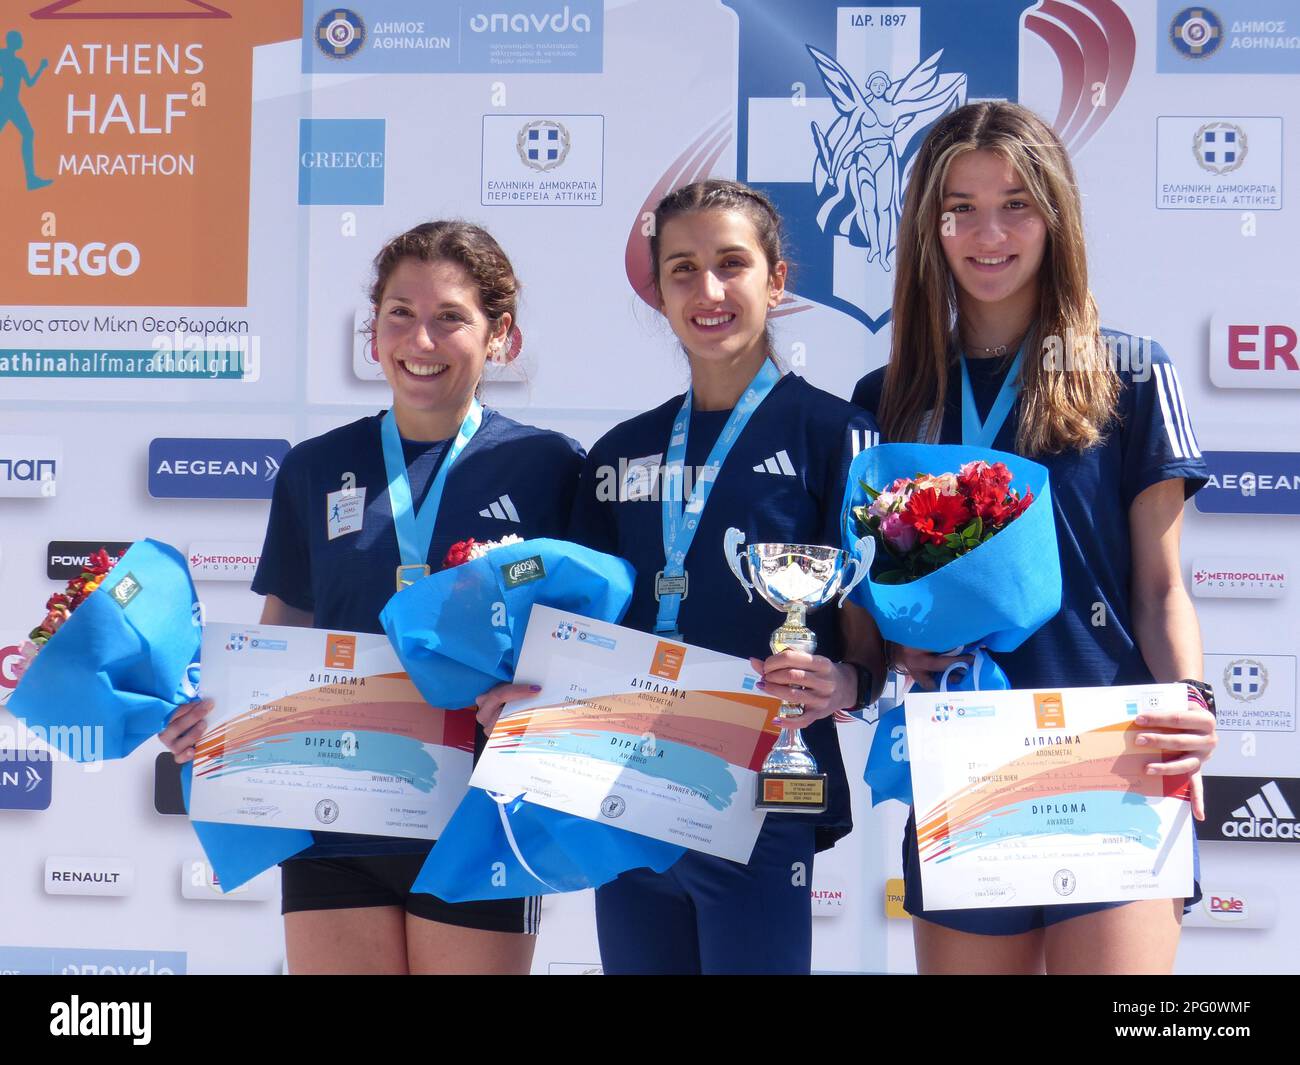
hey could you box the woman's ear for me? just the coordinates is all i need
[489,313,516,363]
[768,260,788,308]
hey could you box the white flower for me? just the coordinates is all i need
[467,534,524,560]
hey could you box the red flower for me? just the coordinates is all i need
[902,487,971,545]
[441,539,478,569]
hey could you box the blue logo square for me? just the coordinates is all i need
[298,119,386,206]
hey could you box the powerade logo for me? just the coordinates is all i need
[0,946,186,976]
[1195,451,1300,514]
[502,554,546,588]
[0,751,52,811]
[148,437,290,499]
[46,541,132,581]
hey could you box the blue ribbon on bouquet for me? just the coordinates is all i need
[380,536,689,900]
[865,646,1010,808]
[380,537,638,709]
[412,790,684,902]
[8,539,202,760]
[179,764,314,891]
[841,443,1063,806]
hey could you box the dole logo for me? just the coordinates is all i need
[1209,894,1246,918]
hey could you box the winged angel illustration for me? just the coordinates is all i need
[808,45,966,272]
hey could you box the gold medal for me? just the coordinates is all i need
[395,563,431,592]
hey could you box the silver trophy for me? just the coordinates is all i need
[724,528,874,812]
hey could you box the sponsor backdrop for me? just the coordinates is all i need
[0,0,1295,975]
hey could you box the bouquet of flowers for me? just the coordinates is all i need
[841,444,1063,805]
[380,536,684,902]
[7,539,203,760]
[850,460,1035,584]
[11,547,124,682]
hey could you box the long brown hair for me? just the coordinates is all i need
[880,102,1119,454]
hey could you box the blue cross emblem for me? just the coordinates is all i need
[1204,129,1236,165]
[528,127,560,163]
[1230,664,1261,697]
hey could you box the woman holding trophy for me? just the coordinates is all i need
[851,102,1217,973]
[561,180,887,974]
[160,221,584,974]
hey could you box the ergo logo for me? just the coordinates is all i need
[28,242,140,277]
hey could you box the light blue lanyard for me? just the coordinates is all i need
[380,400,483,580]
[960,347,1023,448]
[654,359,781,637]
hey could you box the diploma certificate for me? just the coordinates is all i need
[190,623,474,838]
[471,605,782,862]
[907,683,1194,909]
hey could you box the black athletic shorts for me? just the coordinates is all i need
[281,845,541,934]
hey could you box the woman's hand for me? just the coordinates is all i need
[890,645,972,691]
[475,682,542,736]
[1134,695,1217,820]
[748,651,856,728]
[160,698,213,764]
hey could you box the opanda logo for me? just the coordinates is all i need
[469,7,592,33]
[315,8,366,58]
[553,622,577,640]
[226,633,248,652]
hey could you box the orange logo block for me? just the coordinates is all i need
[649,640,684,681]
[325,633,356,671]
[1034,692,1065,729]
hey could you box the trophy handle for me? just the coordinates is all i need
[837,535,875,606]
[723,527,754,604]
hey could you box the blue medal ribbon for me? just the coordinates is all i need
[380,400,483,588]
[960,346,1023,448]
[654,359,781,639]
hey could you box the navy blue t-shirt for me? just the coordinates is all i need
[568,372,880,853]
[851,330,1209,689]
[252,407,584,856]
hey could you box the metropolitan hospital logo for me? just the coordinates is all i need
[628,2,1134,331]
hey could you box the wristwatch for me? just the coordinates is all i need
[847,662,877,713]
[1180,678,1216,719]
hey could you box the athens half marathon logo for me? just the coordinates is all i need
[626,1,1135,332]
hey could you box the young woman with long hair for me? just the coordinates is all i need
[852,102,1217,974]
